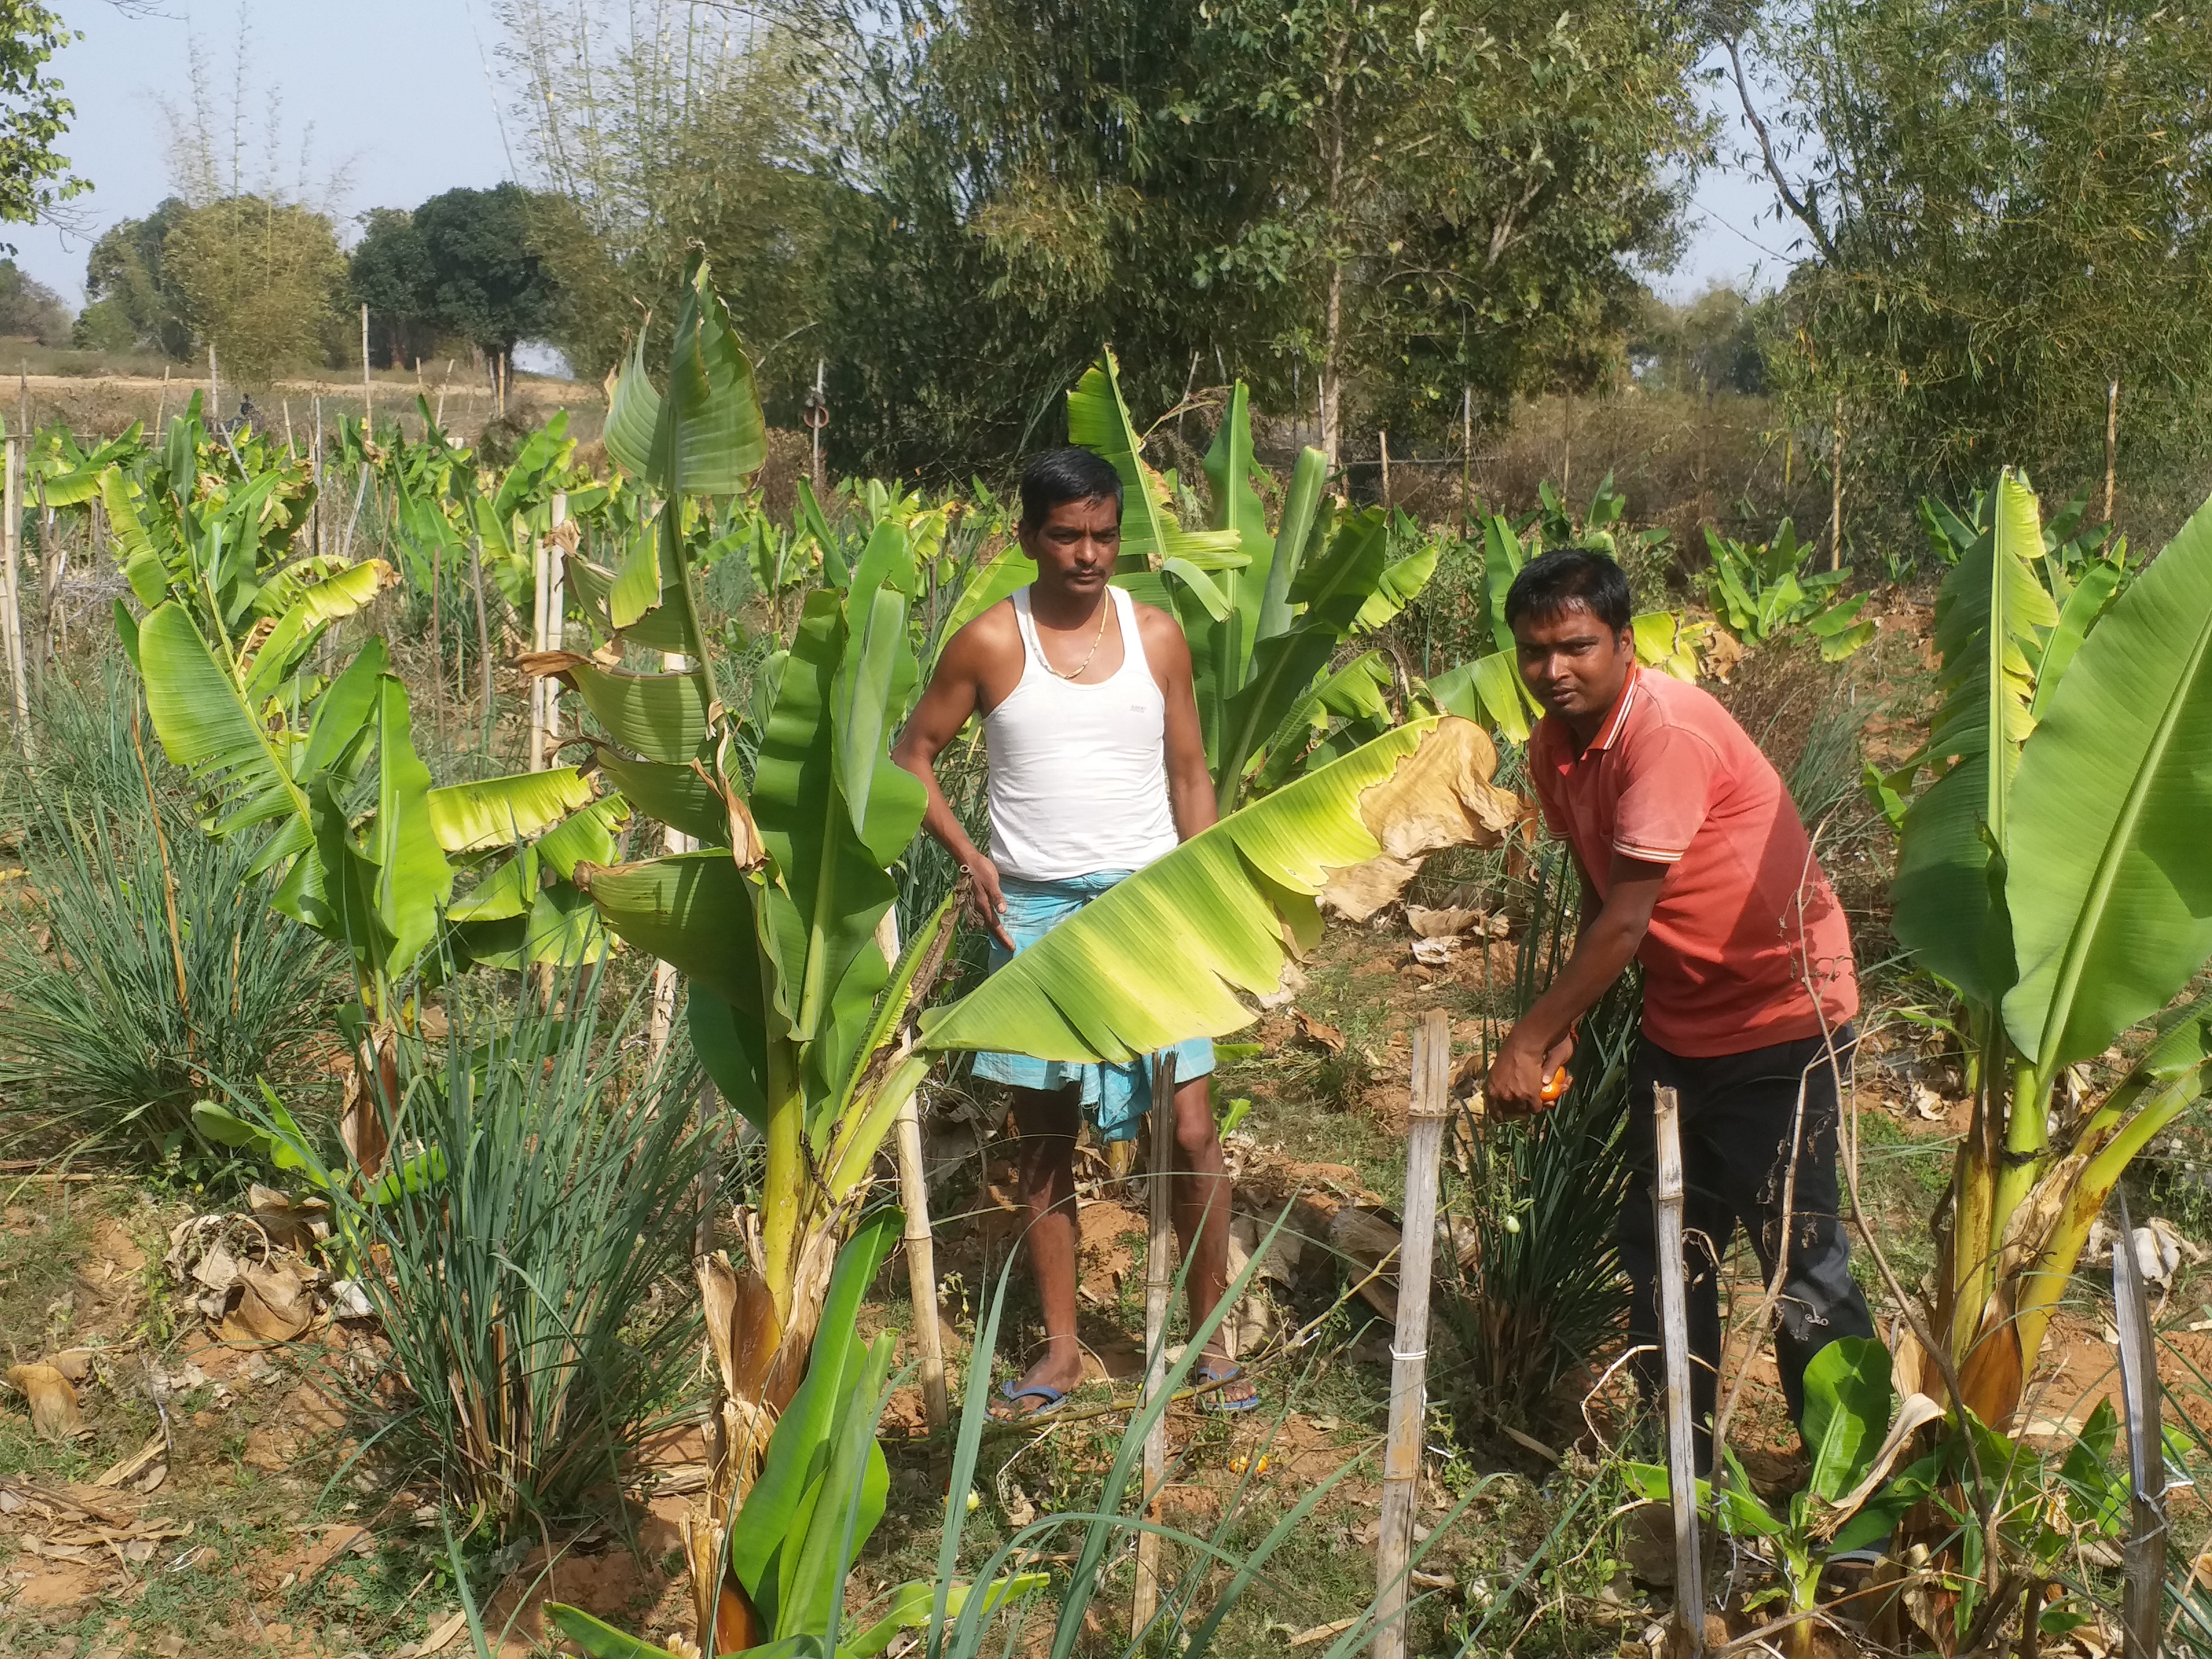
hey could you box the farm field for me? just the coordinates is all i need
[0,265,2209,1659]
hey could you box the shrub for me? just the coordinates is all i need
[304,984,708,1536]
[0,794,336,1178]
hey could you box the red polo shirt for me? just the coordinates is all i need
[1528,667,1858,1057]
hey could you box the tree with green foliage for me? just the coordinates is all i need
[73,198,191,357]
[822,0,1292,474]
[1723,0,2212,496]
[411,183,561,388]
[500,3,841,397]
[349,206,444,369]
[0,0,82,247]
[1202,0,1707,457]
[0,254,65,342]
[160,195,348,385]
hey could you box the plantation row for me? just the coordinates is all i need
[0,257,2205,1656]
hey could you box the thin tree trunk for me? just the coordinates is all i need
[1656,1085,1706,1656]
[1321,64,1346,473]
[1131,1051,1181,1636]
[1830,391,1845,572]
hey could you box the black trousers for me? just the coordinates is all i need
[1618,1024,1874,1473]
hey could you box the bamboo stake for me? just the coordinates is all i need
[1461,386,1473,536]
[361,304,372,430]
[2104,378,2121,526]
[2,436,28,758]
[895,1094,949,1433]
[1379,429,1391,510]
[1374,1010,1451,1659]
[546,491,566,743]
[1131,1050,1181,1636]
[208,345,217,426]
[156,364,169,431]
[1654,1084,1705,1657]
[872,905,949,1434]
[529,507,551,771]
[1829,391,1845,572]
[430,541,444,745]
[2115,1190,2164,1659]
[470,536,493,751]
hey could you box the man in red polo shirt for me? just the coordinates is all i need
[1485,548,1871,1472]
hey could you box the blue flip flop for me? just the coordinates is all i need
[1194,1360,1260,1413]
[991,1380,1070,1422]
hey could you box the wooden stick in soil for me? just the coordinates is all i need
[1654,1084,1705,1658]
[430,541,444,745]
[1,436,29,758]
[2104,378,2121,526]
[470,537,493,753]
[1131,1050,1180,1637]
[1829,391,1845,572]
[529,506,550,771]
[2114,1188,2165,1659]
[1374,1009,1452,1659]
[546,491,566,744]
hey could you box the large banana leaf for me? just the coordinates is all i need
[923,717,1522,1061]
[424,768,596,853]
[1065,350,1244,599]
[529,652,712,765]
[138,601,317,842]
[1892,470,2057,1006]
[2001,494,2212,1077]
[1257,447,1329,641]
[602,258,767,498]
[368,677,453,974]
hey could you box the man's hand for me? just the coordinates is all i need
[1486,1024,1578,1118]
[966,853,1016,952]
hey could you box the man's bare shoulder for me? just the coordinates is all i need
[1130,599,1190,661]
[938,600,1024,673]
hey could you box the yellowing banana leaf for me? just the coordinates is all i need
[2001,491,2212,1077]
[535,794,632,880]
[923,717,1522,1061]
[522,650,711,765]
[424,768,595,853]
[1631,612,1700,682]
[138,601,315,842]
[241,559,396,700]
[448,846,537,922]
[1354,540,1438,632]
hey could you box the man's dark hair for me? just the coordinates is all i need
[1504,548,1633,635]
[1020,447,1123,529]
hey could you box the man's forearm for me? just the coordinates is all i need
[1516,908,1645,1052]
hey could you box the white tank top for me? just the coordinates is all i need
[983,585,1180,880]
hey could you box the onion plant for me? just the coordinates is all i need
[0,792,336,1178]
[233,982,709,1534]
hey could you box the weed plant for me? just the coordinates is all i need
[311,981,708,1537]
[0,793,336,1177]
[1438,843,1635,1436]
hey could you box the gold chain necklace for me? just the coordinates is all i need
[1041,596,1112,680]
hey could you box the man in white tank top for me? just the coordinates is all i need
[893,449,1256,1419]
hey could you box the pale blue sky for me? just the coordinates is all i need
[22,3,1783,313]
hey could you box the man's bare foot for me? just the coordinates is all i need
[1194,1349,1259,1412]
[988,1354,1085,1422]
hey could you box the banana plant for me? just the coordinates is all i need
[1880,468,2212,1431]
[1629,1338,1939,1651]
[1064,351,1452,810]
[1701,518,1874,659]
[531,256,953,1463]
[545,1218,1044,1659]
